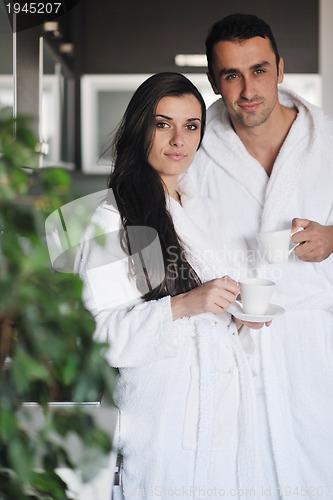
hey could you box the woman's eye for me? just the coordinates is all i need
[156,122,169,128]
[186,124,198,131]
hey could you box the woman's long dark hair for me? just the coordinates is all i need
[107,72,206,301]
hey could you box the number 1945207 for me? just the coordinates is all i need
[278,485,332,497]
[6,3,62,14]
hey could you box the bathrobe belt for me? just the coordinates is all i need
[193,319,259,497]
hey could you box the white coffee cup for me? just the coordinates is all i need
[256,227,304,264]
[239,278,275,315]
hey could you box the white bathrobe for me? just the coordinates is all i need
[75,177,264,500]
[189,87,333,499]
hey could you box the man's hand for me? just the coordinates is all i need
[291,218,333,262]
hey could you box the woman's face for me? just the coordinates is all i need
[147,94,202,192]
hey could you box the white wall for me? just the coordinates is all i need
[320,0,333,116]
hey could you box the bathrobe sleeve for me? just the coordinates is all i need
[75,203,179,368]
[85,292,177,369]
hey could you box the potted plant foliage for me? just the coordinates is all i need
[0,109,117,499]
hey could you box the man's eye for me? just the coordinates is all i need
[254,69,265,74]
[225,74,238,80]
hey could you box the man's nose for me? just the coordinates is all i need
[240,76,256,100]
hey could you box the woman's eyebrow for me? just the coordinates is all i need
[154,114,201,121]
[154,113,172,120]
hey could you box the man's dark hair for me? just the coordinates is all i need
[206,13,280,77]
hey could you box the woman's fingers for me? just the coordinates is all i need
[171,276,240,319]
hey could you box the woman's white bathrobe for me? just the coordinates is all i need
[75,177,263,500]
[189,88,333,498]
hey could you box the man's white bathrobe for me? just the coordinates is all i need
[75,177,264,500]
[189,87,333,498]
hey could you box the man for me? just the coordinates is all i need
[189,13,333,499]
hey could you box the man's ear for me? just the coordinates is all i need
[207,71,219,95]
[277,57,284,84]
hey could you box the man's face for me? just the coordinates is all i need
[208,36,284,129]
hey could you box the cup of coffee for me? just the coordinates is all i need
[239,278,275,315]
[256,227,304,264]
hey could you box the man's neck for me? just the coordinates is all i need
[231,104,298,176]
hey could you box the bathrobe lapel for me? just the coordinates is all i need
[261,105,315,232]
[203,99,268,209]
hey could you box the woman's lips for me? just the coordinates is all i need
[165,153,186,160]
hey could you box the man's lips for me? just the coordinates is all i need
[238,101,262,112]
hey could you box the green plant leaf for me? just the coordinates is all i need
[31,470,69,499]
[0,110,116,497]
[8,437,33,485]
[0,409,20,441]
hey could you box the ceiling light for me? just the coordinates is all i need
[174,54,207,67]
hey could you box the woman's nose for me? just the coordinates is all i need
[170,129,184,147]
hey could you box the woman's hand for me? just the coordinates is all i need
[234,318,272,330]
[171,276,239,320]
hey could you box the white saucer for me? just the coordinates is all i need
[226,302,285,322]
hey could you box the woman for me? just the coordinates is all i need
[76,73,265,499]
